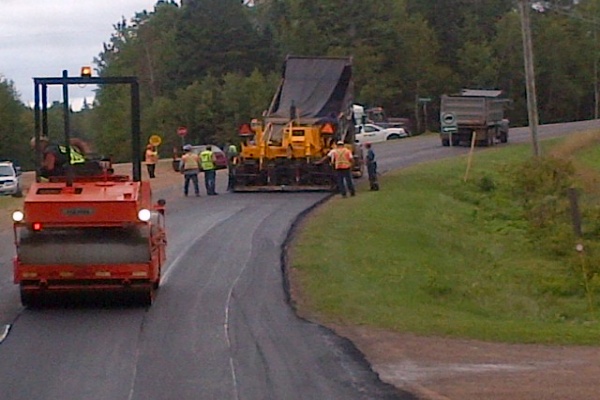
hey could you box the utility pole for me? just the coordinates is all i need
[518,0,541,157]
[594,13,599,119]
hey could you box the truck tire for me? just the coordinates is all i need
[352,162,364,179]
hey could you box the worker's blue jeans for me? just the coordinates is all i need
[183,172,199,196]
[335,168,355,196]
[204,169,217,195]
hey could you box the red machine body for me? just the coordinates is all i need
[13,171,166,306]
[12,71,166,307]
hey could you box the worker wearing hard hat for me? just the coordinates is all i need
[320,140,355,197]
[179,144,201,197]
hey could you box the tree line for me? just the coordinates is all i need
[1,0,599,166]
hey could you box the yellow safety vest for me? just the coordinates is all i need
[58,145,86,164]
[333,148,352,169]
[200,150,215,171]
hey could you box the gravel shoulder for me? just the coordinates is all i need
[330,325,600,400]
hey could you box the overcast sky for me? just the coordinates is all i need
[1,0,159,110]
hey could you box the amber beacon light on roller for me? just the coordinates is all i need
[80,66,92,77]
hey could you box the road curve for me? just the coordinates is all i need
[0,120,595,400]
[0,188,409,399]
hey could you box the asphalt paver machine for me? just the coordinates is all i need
[232,56,363,192]
[12,70,167,307]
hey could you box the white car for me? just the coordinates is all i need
[0,161,22,197]
[355,123,409,144]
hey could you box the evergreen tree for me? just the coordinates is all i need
[0,78,31,167]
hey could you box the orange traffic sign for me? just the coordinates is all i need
[321,123,335,134]
[239,123,253,135]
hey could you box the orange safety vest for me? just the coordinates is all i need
[145,148,158,164]
[182,153,200,170]
[332,148,352,170]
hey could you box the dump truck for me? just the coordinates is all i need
[440,89,509,147]
[11,70,167,307]
[232,56,363,191]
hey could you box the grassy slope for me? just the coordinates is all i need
[291,133,600,345]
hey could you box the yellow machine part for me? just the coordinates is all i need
[233,121,340,191]
[240,122,334,160]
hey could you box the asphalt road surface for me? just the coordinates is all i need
[0,120,596,400]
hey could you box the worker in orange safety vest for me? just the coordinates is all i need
[320,140,355,197]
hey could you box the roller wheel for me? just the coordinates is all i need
[18,228,151,266]
[20,289,42,308]
[133,288,154,307]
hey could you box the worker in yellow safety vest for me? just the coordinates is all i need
[321,140,355,197]
[31,136,88,179]
[200,145,218,195]
[226,143,238,192]
[179,144,201,197]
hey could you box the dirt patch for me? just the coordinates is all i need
[318,321,600,400]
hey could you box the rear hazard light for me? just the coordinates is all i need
[32,222,42,231]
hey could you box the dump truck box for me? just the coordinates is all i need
[440,89,509,147]
[441,95,505,126]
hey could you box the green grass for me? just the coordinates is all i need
[291,133,600,345]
